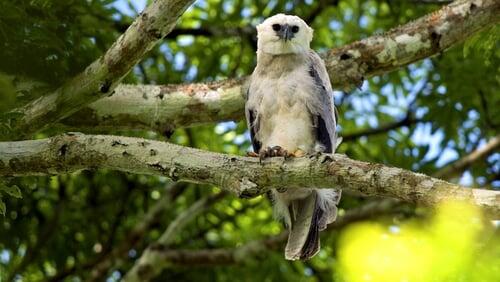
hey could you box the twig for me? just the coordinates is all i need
[122,192,227,282]
[433,134,500,180]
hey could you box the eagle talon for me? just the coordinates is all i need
[320,154,334,163]
[258,147,271,162]
[239,191,255,199]
[283,152,292,160]
[272,146,289,158]
[259,146,289,161]
[247,152,259,157]
[308,151,323,159]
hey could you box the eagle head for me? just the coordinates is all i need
[256,14,313,55]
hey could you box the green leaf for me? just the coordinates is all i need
[0,73,17,114]
[463,25,500,64]
[0,183,22,198]
[0,199,5,216]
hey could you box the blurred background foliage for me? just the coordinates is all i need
[0,0,498,281]
[338,201,500,282]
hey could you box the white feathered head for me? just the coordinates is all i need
[256,14,313,55]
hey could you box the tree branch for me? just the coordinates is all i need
[122,192,226,282]
[111,23,254,40]
[47,80,421,140]
[6,181,67,281]
[433,134,500,180]
[123,198,401,267]
[58,79,245,134]
[1,0,195,140]
[304,0,339,24]
[47,184,184,282]
[87,184,184,282]
[1,134,498,216]
[342,117,422,141]
[323,0,499,89]
[117,128,488,277]
[55,0,499,134]
[119,143,494,273]
[412,0,453,4]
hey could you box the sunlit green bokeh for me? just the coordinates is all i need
[338,201,500,282]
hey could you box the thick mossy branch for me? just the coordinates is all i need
[60,79,245,134]
[0,134,498,217]
[54,0,500,134]
[323,0,500,89]
[1,0,195,140]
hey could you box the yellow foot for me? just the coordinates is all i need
[291,149,306,157]
[246,151,259,157]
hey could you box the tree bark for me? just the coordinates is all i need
[1,134,498,217]
[324,0,499,89]
[1,0,195,141]
[59,79,245,134]
[50,0,500,134]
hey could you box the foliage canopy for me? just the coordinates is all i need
[0,0,498,281]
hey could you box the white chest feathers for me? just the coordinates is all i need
[251,66,317,152]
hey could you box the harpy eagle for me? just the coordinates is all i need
[245,14,342,260]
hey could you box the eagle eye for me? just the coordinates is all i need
[272,24,281,31]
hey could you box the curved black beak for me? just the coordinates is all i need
[276,24,294,41]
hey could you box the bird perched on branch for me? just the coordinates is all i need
[245,14,342,260]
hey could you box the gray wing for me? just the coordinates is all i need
[308,51,338,153]
[285,52,341,260]
[244,84,262,153]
